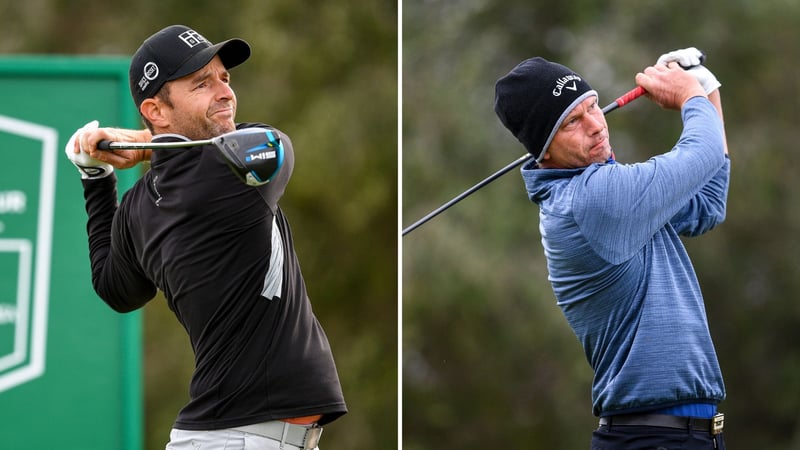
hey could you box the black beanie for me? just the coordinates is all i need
[494,57,597,161]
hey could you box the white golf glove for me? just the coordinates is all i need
[65,120,114,179]
[657,47,704,68]
[657,47,721,94]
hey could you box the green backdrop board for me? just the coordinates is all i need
[0,57,142,450]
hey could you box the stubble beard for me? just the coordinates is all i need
[177,102,237,140]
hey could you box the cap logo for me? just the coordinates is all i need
[552,74,581,97]
[137,62,159,92]
[178,30,210,48]
[143,62,159,80]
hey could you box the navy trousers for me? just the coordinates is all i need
[591,425,726,450]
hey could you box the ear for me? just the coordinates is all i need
[140,97,170,128]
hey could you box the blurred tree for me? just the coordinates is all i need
[403,0,800,448]
[0,0,397,449]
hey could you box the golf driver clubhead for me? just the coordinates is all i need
[212,128,285,186]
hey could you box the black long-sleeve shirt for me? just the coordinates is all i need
[81,123,346,429]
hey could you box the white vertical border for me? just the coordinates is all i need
[396,0,404,447]
[0,114,57,392]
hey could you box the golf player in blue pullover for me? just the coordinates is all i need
[494,48,729,449]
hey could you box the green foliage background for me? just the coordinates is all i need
[1,1,397,449]
[403,0,800,449]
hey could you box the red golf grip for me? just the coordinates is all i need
[615,85,646,108]
[602,85,646,114]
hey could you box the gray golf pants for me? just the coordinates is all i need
[166,424,321,450]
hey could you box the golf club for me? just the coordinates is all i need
[403,51,708,236]
[97,128,285,186]
[401,86,646,236]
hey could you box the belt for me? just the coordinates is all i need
[599,412,725,435]
[233,421,323,449]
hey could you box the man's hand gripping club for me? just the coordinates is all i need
[657,47,721,94]
[66,122,153,174]
[64,120,115,179]
[636,47,721,111]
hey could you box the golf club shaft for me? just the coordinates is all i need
[402,85,646,236]
[97,139,213,150]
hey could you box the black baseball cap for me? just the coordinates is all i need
[129,25,251,109]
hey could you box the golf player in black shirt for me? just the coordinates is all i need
[65,25,346,449]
